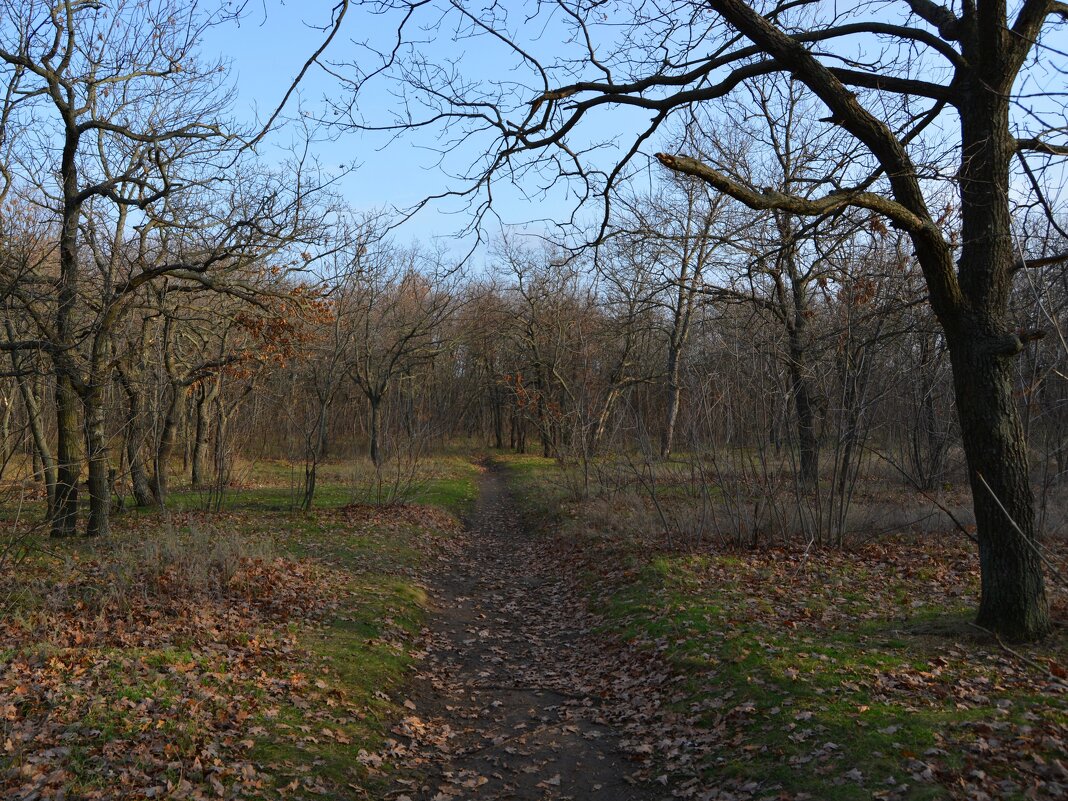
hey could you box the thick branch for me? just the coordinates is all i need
[1017,136,1068,156]
[655,153,927,233]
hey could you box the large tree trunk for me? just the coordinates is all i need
[949,330,1049,639]
[52,372,81,537]
[938,75,1050,640]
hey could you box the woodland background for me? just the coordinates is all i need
[0,0,1066,799]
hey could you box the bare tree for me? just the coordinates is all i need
[333,0,1068,639]
[342,243,456,465]
[0,0,332,536]
[610,163,730,459]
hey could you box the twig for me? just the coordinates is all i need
[863,445,977,544]
[966,622,1068,690]
[975,472,1068,590]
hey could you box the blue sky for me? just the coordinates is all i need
[199,0,691,258]
[202,1,1068,256]
[203,1,616,250]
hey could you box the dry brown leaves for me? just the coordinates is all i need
[0,537,344,800]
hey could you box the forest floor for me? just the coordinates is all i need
[0,452,1065,800]
[497,454,1068,801]
[0,455,477,801]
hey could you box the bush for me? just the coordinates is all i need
[103,524,271,607]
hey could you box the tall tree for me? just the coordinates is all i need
[342,243,456,466]
[0,0,328,535]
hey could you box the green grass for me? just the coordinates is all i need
[118,454,481,516]
[248,576,428,795]
[600,553,1067,800]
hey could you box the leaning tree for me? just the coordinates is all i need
[332,0,1068,639]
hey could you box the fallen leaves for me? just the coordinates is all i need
[0,503,459,800]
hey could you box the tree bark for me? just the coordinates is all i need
[116,368,156,508]
[8,344,58,517]
[945,71,1050,640]
[592,386,621,455]
[492,385,504,450]
[661,347,682,460]
[213,392,231,485]
[191,382,216,486]
[787,327,819,489]
[949,330,1049,639]
[52,372,81,537]
[153,386,182,503]
[368,395,383,466]
[84,385,110,537]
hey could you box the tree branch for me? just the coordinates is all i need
[655,153,927,233]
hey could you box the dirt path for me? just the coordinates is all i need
[385,464,667,801]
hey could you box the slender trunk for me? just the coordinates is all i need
[369,396,382,466]
[52,372,81,537]
[788,329,819,488]
[511,408,526,454]
[318,406,330,459]
[0,393,11,479]
[126,432,155,508]
[84,387,110,537]
[154,386,181,503]
[492,385,504,450]
[9,346,58,515]
[661,344,682,459]
[302,459,317,512]
[191,383,214,486]
[116,369,156,507]
[213,394,231,485]
[53,112,83,537]
[592,386,621,455]
[303,403,330,512]
[32,442,42,485]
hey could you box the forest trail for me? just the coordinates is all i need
[384,462,666,801]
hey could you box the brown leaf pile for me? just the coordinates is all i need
[0,548,342,800]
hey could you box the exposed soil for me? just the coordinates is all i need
[384,463,668,801]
